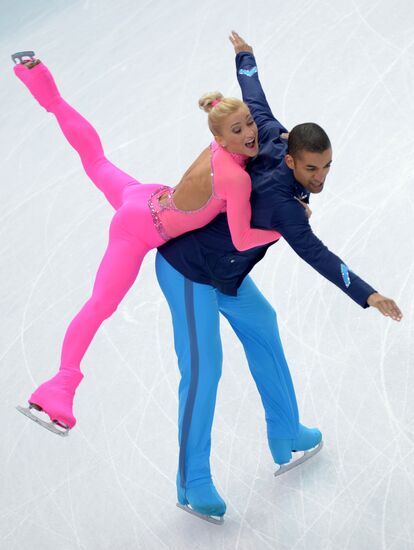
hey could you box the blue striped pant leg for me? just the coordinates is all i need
[217,275,300,441]
[155,253,222,490]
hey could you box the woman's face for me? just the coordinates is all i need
[215,107,258,157]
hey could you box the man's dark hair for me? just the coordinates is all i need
[287,123,331,158]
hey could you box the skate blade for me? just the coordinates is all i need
[176,503,224,525]
[16,405,70,437]
[274,440,323,477]
[11,51,36,64]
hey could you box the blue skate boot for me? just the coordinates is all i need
[176,472,226,525]
[269,423,323,477]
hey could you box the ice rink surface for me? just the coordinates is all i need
[1,0,414,548]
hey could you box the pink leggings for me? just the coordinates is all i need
[15,63,166,380]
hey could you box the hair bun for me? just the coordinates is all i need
[198,92,224,113]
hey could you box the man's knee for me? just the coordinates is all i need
[200,349,223,384]
[255,299,277,328]
[176,343,223,391]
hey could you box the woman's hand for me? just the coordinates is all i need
[367,292,403,321]
[295,197,312,219]
[229,31,253,54]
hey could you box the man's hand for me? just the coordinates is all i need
[367,292,403,321]
[229,30,253,54]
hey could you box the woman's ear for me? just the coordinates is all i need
[214,135,227,148]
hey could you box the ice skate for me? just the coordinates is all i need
[12,51,61,111]
[16,369,83,437]
[16,403,70,437]
[11,50,36,65]
[269,423,323,477]
[176,474,226,525]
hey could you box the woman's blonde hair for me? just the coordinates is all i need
[198,92,247,136]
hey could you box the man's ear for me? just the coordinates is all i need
[215,135,226,148]
[285,154,295,170]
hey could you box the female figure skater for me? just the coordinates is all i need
[13,54,280,438]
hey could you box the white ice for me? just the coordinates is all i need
[1,1,414,548]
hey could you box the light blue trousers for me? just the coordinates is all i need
[155,253,299,489]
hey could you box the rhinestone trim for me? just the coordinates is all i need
[147,186,173,242]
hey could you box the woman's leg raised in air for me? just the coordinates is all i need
[14,59,137,209]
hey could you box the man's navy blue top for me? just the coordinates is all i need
[158,51,376,307]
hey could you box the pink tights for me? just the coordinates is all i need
[14,62,166,428]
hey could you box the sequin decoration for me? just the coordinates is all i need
[239,66,258,77]
[340,263,351,288]
[147,186,173,242]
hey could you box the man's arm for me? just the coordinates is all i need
[229,31,287,133]
[271,198,402,320]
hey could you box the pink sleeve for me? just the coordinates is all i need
[220,169,281,252]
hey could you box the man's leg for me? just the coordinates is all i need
[155,253,226,518]
[217,275,322,467]
[217,275,300,442]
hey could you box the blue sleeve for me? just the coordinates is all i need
[271,198,377,308]
[236,51,287,134]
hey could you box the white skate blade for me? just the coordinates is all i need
[274,440,323,477]
[11,51,36,64]
[176,503,224,525]
[16,405,70,437]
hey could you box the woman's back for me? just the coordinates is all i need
[159,146,213,211]
[152,142,228,239]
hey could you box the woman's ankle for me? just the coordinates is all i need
[22,59,41,69]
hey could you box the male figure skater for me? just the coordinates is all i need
[156,31,402,524]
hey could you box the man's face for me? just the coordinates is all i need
[285,148,332,193]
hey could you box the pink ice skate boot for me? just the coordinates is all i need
[16,369,84,437]
[12,51,61,111]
